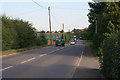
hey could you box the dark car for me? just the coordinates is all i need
[55,39,65,46]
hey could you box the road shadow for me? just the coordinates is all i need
[73,66,103,78]
[2,61,76,78]
[83,45,93,58]
[2,62,103,79]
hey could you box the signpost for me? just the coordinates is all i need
[74,35,77,43]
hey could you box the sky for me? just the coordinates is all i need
[1,0,93,32]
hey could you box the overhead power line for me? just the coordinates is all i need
[32,0,47,9]
[32,0,61,24]
[50,11,62,24]
[52,7,88,11]
[16,8,42,16]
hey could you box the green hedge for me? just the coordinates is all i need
[2,16,47,51]
[64,32,73,43]
[91,33,104,56]
[99,32,120,79]
[92,33,104,50]
[36,34,47,46]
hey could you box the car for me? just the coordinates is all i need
[74,39,77,44]
[70,41,75,45]
[55,39,65,46]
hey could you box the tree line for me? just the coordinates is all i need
[2,15,74,51]
[2,15,47,51]
[86,2,120,79]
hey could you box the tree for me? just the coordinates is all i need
[71,28,88,40]
[55,30,58,33]
[40,30,45,33]
[88,2,120,38]
[2,16,36,50]
[60,30,63,33]
[64,32,73,43]
[87,2,120,50]
[46,31,49,33]
[87,2,120,79]
[36,31,47,46]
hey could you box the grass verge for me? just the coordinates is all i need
[83,40,93,47]
[2,45,52,56]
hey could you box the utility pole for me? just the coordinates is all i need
[62,24,64,32]
[95,16,97,33]
[48,6,52,45]
[94,0,98,34]
[62,24,65,40]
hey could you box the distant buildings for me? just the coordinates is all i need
[37,33,63,45]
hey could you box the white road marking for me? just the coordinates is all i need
[77,51,83,67]
[49,50,56,54]
[71,50,84,78]
[0,66,13,71]
[39,47,65,56]
[71,48,85,77]
[56,49,60,50]
[61,47,65,49]
[1,46,66,71]
[40,54,47,57]
[20,58,36,64]
[48,47,64,54]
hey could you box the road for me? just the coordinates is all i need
[2,40,85,78]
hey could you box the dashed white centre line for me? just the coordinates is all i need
[20,58,36,64]
[40,54,47,57]
[39,47,65,56]
[61,47,65,49]
[0,66,13,71]
[1,46,66,72]
[49,50,57,54]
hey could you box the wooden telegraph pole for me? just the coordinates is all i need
[62,24,64,32]
[95,16,97,33]
[62,24,65,40]
[48,6,52,45]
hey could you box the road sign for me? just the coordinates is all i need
[74,35,76,40]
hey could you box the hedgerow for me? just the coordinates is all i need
[2,15,47,51]
[99,32,120,79]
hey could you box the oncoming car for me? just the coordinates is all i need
[55,39,65,46]
[70,41,75,45]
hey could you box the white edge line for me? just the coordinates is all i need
[0,66,13,71]
[21,58,36,64]
[71,50,84,78]
[76,45,85,67]
[77,51,83,67]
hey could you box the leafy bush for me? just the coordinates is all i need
[2,16,19,50]
[99,32,120,79]
[64,32,73,43]
[13,20,36,48]
[92,33,104,54]
[2,16,36,50]
[36,37,47,46]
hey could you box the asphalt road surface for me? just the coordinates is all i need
[2,40,85,78]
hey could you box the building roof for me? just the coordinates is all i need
[37,33,62,37]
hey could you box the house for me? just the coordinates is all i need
[37,33,63,45]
